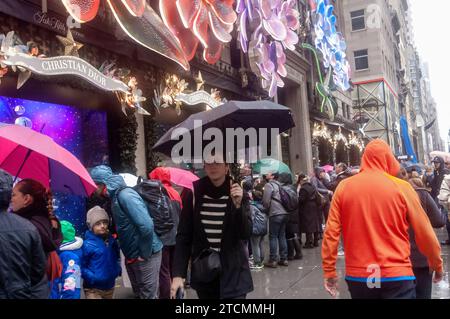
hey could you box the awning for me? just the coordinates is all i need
[400,116,418,163]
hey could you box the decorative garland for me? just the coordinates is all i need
[144,115,162,174]
[117,108,138,174]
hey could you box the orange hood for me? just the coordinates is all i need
[360,139,400,176]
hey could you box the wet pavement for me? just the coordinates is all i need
[113,229,450,299]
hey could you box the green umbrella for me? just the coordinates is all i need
[252,159,293,177]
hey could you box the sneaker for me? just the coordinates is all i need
[264,260,278,268]
[278,260,288,266]
[337,248,345,256]
[250,262,264,270]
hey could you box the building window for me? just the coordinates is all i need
[354,49,369,70]
[351,9,365,31]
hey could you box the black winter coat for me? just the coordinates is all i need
[298,183,321,234]
[431,157,450,199]
[172,176,253,298]
[409,188,445,268]
[0,211,47,299]
[329,170,352,192]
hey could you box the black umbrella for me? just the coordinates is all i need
[152,100,295,157]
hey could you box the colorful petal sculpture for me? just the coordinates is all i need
[62,0,190,70]
[61,0,101,23]
[237,0,300,97]
[160,0,237,65]
[310,0,351,91]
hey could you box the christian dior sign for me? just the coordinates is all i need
[3,53,129,93]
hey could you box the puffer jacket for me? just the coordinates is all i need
[82,231,121,290]
[438,174,450,210]
[51,237,83,299]
[89,165,163,259]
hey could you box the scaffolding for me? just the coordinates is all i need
[352,79,401,154]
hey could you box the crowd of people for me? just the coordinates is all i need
[1,140,450,299]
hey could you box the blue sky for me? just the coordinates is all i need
[410,0,449,146]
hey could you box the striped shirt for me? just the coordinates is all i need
[200,194,228,252]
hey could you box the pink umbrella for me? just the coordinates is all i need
[166,167,199,190]
[322,165,334,173]
[0,124,97,196]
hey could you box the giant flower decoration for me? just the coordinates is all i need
[159,0,237,64]
[61,0,190,70]
[237,0,300,97]
[310,0,351,91]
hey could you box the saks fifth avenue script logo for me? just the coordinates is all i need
[33,11,67,33]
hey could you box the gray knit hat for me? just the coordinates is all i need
[86,206,109,230]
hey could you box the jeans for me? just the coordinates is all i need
[125,250,162,299]
[269,214,289,262]
[159,246,175,299]
[250,235,265,264]
[413,267,432,299]
[346,280,416,299]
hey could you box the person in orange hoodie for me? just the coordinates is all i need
[322,139,443,299]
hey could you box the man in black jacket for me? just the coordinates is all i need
[431,156,450,200]
[329,163,352,192]
[0,172,47,299]
[170,155,253,299]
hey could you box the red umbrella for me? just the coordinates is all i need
[0,124,97,196]
[149,166,199,191]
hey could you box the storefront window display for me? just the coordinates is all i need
[0,96,109,234]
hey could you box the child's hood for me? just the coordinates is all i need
[59,236,83,251]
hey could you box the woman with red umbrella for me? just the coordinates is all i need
[10,178,63,298]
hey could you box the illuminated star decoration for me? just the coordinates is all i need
[302,43,337,120]
[56,29,83,57]
[195,71,205,91]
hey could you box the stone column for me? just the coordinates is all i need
[284,82,313,175]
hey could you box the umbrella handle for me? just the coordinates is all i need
[13,148,33,183]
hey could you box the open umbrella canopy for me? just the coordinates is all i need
[166,167,199,190]
[430,151,450,163]
[0,124,97,196]
[322,165,334,173]
[252,158,293,177]
[152,100,295,158]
